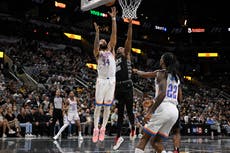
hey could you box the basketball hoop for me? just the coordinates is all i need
[118,0,142,19]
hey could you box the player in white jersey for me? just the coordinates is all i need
[133,52,183,153]
[53,91,83,140]
[92,7,117,143]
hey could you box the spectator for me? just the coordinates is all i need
[0,106,16,138]
[17,107,33,137]
[5,106,21,137]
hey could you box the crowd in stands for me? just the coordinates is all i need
[0,37,229,139]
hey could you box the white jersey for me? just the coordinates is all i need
[97,51,116,78]
[155,73,180,105]
[68,97,78,113]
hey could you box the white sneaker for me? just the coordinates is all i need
[78,135,83,140]
[29,134,34,137]
[2,134,7,138]
[9,129,16,134]
[53,135,58,140]
[113,137,124,150]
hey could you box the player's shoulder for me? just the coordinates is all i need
[155,69,167,80]
[155,69,167,74]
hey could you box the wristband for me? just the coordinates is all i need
[112,17,116,21]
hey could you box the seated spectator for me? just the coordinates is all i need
[37,107,51,136]
[26,106,40,136]
[79,108,93,136]
[17,107,33,137]
[84,108,93,136]
[0,106,16,138]
[5,106,21,137]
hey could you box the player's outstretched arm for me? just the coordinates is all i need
[93,22,100,59]
[133,69,158,78]
[124,18,132,60]
[108,6,117,56]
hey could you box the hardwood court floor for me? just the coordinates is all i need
[0,136,229,153]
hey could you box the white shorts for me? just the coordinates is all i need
[67,112,80,124]
[143,102,178,138]
[95,77,115,106]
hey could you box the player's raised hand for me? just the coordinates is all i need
[108,6,117,18]
[127,18,132,24]
[94,22,99,33]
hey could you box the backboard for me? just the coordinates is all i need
[81,0,115,11]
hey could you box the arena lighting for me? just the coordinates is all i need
[55,1,66,8]
[198,53,218,57]
[90,10,108,17]
[184,76,192,81]
[188,28,205,33]
[228,27,230,31]
[64,33,82,40]
[89,10,140,25]
[155,25,167,32]
[123,18,140,26]
[0,51,3,58]
[86,63,97,70]
[184,19,187,26]
[132,48,141,54]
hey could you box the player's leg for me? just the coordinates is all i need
[156,103,179,152]
[54,114,70,140]
[53,123,69,140]
[99,78,116,141]
[125,89,135,139]
[150,135,166,153]
[92,78,104,142]
[135,112,162,152]
[73,112,83,140]
[75,119,83,140]
[135,132,151,152]
[171,113,181,153]
[113,91,125,150]
[172,127,181,153]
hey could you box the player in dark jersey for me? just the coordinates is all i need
[133,52,182,153]
[113,18,135,150]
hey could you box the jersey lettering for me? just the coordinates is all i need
[166,83,178,99]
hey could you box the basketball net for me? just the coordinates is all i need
[118,0,142,19]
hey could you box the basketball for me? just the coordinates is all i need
[105,0,116,7]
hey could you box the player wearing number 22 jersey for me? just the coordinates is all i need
[143,71,180,137]
[133,52,182,153]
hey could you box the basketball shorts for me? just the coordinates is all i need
[95,77,116,106]
[143,102,178,138]
[171,108,182,133]
[68,112,80,124]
